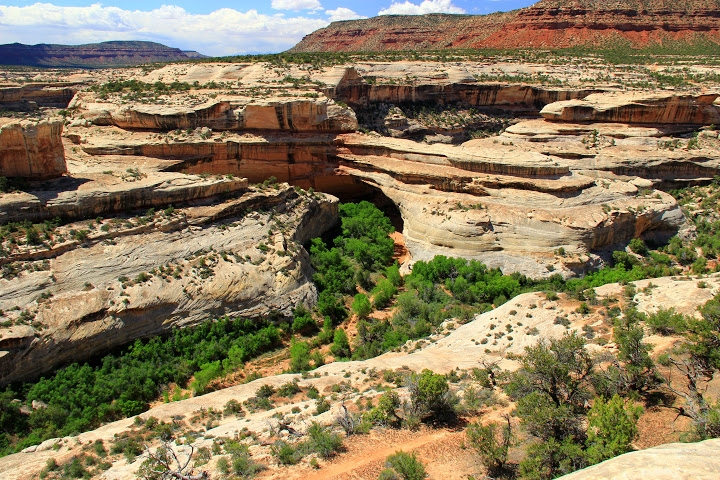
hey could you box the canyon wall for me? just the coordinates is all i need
[291,0,720,52]
[0,118,67,179]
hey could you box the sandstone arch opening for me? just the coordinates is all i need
[334,182,408,266]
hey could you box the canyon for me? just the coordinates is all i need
[1,47,720,478]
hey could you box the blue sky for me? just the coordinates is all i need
[0,1,537,56]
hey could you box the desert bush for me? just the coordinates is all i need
[383,451,426,480]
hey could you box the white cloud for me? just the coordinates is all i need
[378,0,466,15]
[271,0,323,11]
[325,7,365,22]
[0,3,329,56]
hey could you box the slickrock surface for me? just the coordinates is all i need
[2,274,719,480]
[0,182,338,385]
[558,438,720,480]
[0,118,67,179]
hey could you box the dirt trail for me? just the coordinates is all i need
[390,231,410,266]
[304,429,451,480]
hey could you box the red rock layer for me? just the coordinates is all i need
[290,0,720,52]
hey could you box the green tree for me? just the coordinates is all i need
[316,290,348,324]
[336,201,395,271]
[407,369,455,423]
[330,328,351,359]
[292,305,317,335]
[289,340,311,372]
[609,308,660,396]
[506,332,594,411]
[585,395,642,465]
[466,418,512,477]
[506,333,595,478]
[352,293,372,319]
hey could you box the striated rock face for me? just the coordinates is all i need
[540,92,720,125]
[291,0,720,52]
[0,83,79,110]
[337,135,683,277]
[72,94,358,133]
[337,82,600,112]
[0,172,249,224]
[0,118,67,179]
[558,438,720,480]
[0,185,339,385]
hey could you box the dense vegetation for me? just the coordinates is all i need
[4,187,720,477]
[0,317,281,455]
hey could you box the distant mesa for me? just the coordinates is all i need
[0,41,206,68]
[290,0,720,52]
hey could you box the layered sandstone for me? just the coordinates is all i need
[0,83,79,110]
[290,0,720,52]
[71,94,358,133]
[0,170,249,224]
[0,184,338,385]
[0,118,67,179]
[540,92,720,125]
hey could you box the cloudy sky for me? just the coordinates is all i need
[0,0,537,56]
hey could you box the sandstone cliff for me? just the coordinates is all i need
[540,92,720,125]
[0,118,67,179]
[290,0,720,52]
[0,83,79,110]
[0,184,338,385]
[71,94,358,133]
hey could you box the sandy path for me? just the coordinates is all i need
[303,429,451,480]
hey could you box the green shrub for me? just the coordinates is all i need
[352,293,372,319]
[365,391,401,428]
[407,369,455,423]
[466,420,512,477]
[289,340,311,372]
[190,361,222,395]
[645,308,688,335]
[277,381,301,397]
[271,440,301,465]
[585,395,642,465]
[292,305,317,335]
[383,451,426,480]
[629,238,649,256]
[330,328,351,359]
[307,422,343,458]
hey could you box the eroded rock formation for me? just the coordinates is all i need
[0,184,338,385]
[0,118,67,179]
[71,94,358,132]
[290,0,720,52]
[0,83,79,110]
[540,92,720,125]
